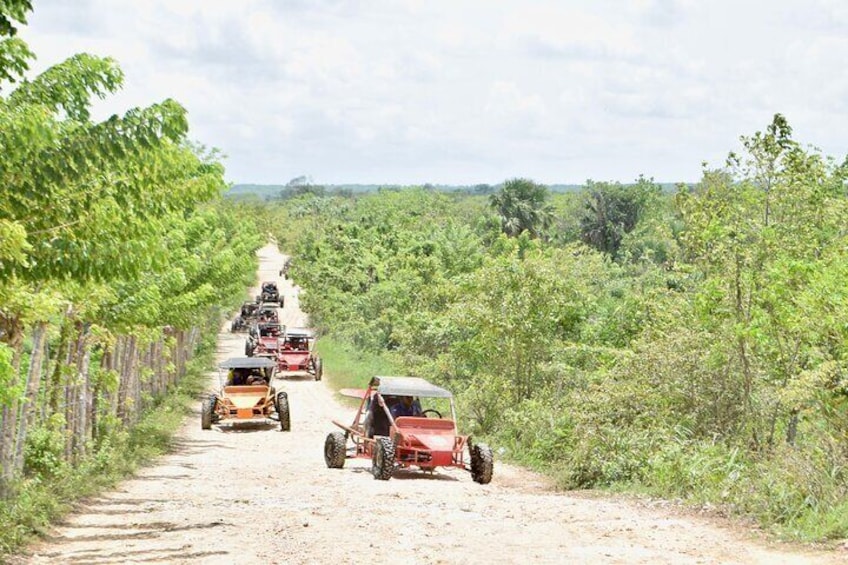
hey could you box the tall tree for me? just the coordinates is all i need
[489,178,553,238]
[579,178,657,258]
[0,0,33,87]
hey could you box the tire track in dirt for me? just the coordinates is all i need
[14,244,845,564]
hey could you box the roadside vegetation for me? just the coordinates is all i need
[266,119,848,542]
[0,2,261,555]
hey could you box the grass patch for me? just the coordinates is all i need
[316,335,402,403]
[0,336,215,558]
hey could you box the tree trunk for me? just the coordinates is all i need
[11,322,49,476]
[72,324,91,462]
[0,317,26,490]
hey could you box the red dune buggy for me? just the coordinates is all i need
[276,327,323,381]
[245,322,284,357]
[323,376,493,483]
[202,357,290,431]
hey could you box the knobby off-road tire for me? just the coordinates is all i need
[314,357,323,381]
[276,392,291,431]
[372,436,395,481]
[324,432,346,468]
[470,443,494,484]
[201,396,215,430]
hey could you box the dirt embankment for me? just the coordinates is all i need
[14,244,846,564]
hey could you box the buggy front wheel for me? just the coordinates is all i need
[201,396,215,430]
[470,443,493,484]
[372,437,395,480]
[276,392,291,431]
[324,432,346,468]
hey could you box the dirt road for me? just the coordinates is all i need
[15,244,846,564]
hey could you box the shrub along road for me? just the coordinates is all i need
[14,244,843,564]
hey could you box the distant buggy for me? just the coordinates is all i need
[257,281,282,306]
[230,301,260,333]
[324,376,493,483]
[279,258,292,279]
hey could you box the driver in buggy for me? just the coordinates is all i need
[391,395,422,418]
[228,367,274,391]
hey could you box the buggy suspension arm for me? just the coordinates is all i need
[332,420,374,443]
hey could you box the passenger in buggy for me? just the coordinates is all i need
[227,367,276,394]
[228,368,266,386]
[364,395,397,437]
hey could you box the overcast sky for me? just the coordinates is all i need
[19,0,848,186]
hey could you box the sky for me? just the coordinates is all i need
[17,0,848,186]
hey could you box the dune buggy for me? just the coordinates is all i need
[279,258,292,279]
[256,303,279,323]
[202,357,290,431]
[257,281,282,306]
[245,322,284,358]
[276,327,323,381]
[323,376,493,484]
[230,300,260,333]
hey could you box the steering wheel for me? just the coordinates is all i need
[420,409,442,419]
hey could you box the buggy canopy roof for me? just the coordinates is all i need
[374,376,453,399]
[219,357,276,369]
[285,327,315,338]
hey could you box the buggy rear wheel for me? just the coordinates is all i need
[314,357,323,381]
[372,437,395,480]
[201,396,215,430]
[470,443,494,484]
[324,431,346,468]
[276,392,291,431]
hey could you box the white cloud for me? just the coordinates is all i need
[15,0,848,185]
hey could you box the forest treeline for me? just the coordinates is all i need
[0,3,260,552]
[264,115,848,540]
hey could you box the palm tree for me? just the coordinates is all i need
[489,178,554,238]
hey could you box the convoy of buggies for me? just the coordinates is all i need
[206,259,494,485]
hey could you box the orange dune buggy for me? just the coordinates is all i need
[323,376,493,483]
[202,357,290,431]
